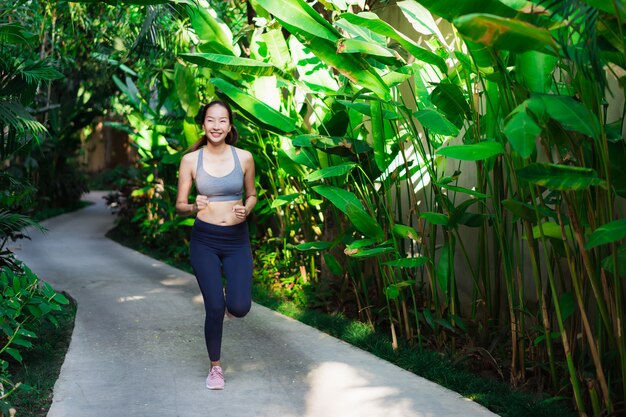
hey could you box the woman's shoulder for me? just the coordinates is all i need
[182,148,200,161]
[180,149,200,168]
[233,146,252,161]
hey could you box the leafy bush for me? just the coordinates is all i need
[0,263,70,415]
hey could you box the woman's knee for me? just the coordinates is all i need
[226,300,251,317]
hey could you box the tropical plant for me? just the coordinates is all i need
[0,264,70,415]
[93,0,626,415]
[169,0,626,415]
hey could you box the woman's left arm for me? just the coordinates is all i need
[242,150,257,216]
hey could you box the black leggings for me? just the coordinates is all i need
[190,218,253,361]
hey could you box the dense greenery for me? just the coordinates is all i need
[3,0,626,416]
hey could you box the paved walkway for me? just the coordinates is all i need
[14,192,499,417]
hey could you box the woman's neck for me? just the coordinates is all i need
[204,142,229,155]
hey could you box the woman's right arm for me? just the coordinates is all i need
[176,154,199,217]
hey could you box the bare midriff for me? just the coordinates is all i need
[196,199,245,226]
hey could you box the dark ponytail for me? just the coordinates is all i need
[190,100,238,152]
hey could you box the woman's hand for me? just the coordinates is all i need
[232,204,248,220]
[195,195,210,212]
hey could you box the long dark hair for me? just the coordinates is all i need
[190,100,239,151]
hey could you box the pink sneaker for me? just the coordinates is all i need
[206,366,224,390]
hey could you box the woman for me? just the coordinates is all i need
[176,100,257,390]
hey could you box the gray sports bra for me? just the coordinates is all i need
[195,146,244,202]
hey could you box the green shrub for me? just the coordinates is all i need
[0,263,70,415]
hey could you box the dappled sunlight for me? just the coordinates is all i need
[304,362,426,417]
[192,293,204,305]
[376,142,432,195]
[117,295,146,303]
[160,275,195,286]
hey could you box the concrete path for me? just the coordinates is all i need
[13,192,499,417]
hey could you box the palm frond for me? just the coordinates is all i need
[0,99,47,135]
[20,61,65,84]
[0,209,45,239]
[534,0,607,89]
[0,22,37,46]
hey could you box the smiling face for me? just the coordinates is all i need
[203,103,232,145]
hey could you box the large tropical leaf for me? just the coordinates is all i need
[337,100,398,119]
[179,53,282,78]
[174,63,199,116]
[295,241,333,251]
[454,14,559,55]
[516,51,558,94]
[346,203,385,241]
[211,78,297,134]
[370,100,387,171]
[397,0,445,41]
[313,185,384,240]
[392,224,420,240]
[383,257,429,268]
[409,0,517,21]
[296,33,391,100]
[585,219,626,249]
[256,0,341,41]
[288,36,339,93]
[517,163,606,190]
[430,83,471,127]
[260,29,291,70]
[312,184,364,212]
[305,162,357,182]
[502,198,554,223]
[414,107,460,136]
[338,12,447,73]
[540,95,600,140]
[271,193,301,209]
[337,38,400,59]
[186,5,234,54]
[436,141,504,161]
[503,108,540,158]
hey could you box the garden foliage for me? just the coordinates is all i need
[15,0,624,416]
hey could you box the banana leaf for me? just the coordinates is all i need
[585,219,626,249]
[409,0,517,21]
[186,5,234,55]
[180,53,286,78]
[503,108,540,158]
[256,0,341,41]
[517,163,606,191]
[260,29,292,70]
[540,95,600,141]
[454,14,559,55]
[338,12,447,73]
[210,78,297,134]
[305,162,357,182]
[436,142,504,161]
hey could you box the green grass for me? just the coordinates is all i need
[9,303,76,417]
[106,223,576,417]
